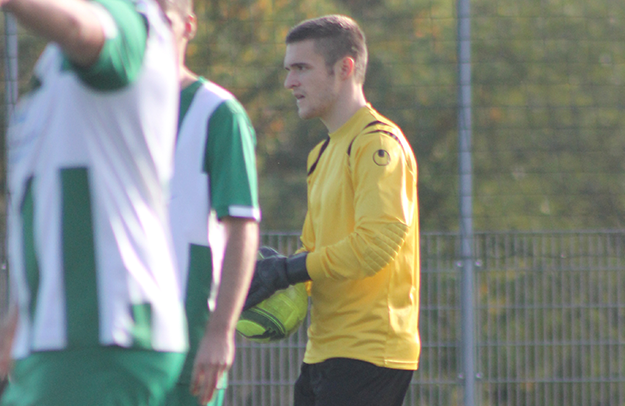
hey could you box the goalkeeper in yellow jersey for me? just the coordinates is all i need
[244,14,420,406]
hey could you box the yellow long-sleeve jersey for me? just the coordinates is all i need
[301,104,420,370]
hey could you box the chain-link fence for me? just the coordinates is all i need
[224,231,625,406]
[4,1,625,405]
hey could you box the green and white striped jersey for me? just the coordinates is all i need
[169,78,260,383]
[7,0,187,359]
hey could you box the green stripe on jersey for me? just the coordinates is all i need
[61,168,99,347]
[179,243,212,383]
[20,177,40,328]
[71,0,148,90]
[178,80,203,133]
[131,303,153,349]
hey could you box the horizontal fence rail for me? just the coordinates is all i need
[226,230,625,406]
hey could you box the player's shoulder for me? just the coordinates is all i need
[194,79,250,117]
[361,106,402,133]
[197,79,234,100]
[349,106,408,156]
[193,79,234,104]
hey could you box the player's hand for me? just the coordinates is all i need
[190,327,235,405]
[244,251,311,311]
[243,254,291,310]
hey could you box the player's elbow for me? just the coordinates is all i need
[361,222,409,276]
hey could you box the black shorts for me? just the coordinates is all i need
[293,358,414,406]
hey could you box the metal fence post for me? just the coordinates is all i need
[3,13,19,312]
[457,0,476,404]
[4,13,19,119]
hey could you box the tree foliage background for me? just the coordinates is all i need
[186,0,625,232]
[3,0,625,232]
[3,1,625,405]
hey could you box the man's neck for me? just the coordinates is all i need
[322,85,367,133]
[180,66,198,89]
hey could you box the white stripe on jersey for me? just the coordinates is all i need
[169,81,234,300]
[7,0,186,358]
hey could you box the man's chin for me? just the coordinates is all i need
[297,109,315,120]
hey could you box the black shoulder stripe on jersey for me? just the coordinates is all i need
[347,135,358,156]
[308,137,331,176]
[347,120,400,156]
[363,120,387,130]
[365,129,403,148]
[347,129,405,156]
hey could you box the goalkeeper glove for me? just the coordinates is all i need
[258,246,280,259]
[244,248,310,310]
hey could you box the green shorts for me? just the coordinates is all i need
[0,346,186,406]
[164,383,225,406]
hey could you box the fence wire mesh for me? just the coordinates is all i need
[3,1,625,405]
[223,231,625,406]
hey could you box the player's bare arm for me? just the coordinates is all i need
[1,0,105,66]
[192,217,259,404]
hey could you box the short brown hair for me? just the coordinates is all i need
[286,15,368,83]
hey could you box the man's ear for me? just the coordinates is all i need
[338,56,356,80]
[185,12,198,40]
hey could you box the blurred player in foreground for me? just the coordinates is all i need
[244,15,420,406]
[0,0,187,404]
[164,0,260,404]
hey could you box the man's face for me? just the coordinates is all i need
[283,40,340,122]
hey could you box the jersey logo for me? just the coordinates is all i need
[373,149,391,166]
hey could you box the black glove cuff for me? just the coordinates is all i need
[286,253,311,285]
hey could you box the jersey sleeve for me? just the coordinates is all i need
[69,0,148,90]
[306,131,417,281]
[203,99,260,221]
